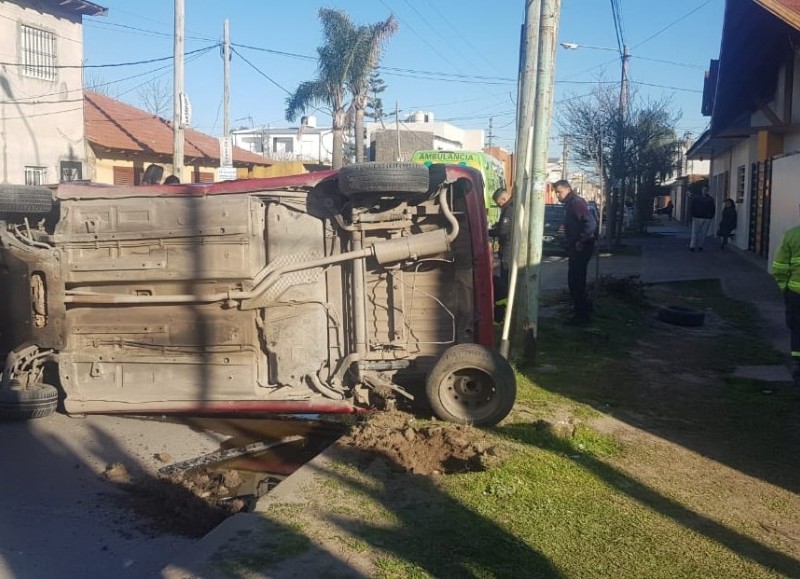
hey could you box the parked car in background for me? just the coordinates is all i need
[542,204,566,254]
[0,163,516,426]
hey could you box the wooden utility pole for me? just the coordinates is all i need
[223,19,230,138]
[172,0,185,178]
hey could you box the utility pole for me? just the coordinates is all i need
[611,44,630,244]
[522,0,561,359]
[561,134,569,179]
[172,0,185,179]
[223,19,230,138]
[500,0,542,358]
[395,101,402,161]
[487,117,495,148]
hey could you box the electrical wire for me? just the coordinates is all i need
[633,0,714,49]
[0,45,217,70]
[230,46,293,95]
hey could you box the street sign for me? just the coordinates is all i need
[217,166,238,181]
[218,137,233,168]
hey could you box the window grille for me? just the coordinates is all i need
[20,25,57,81]
[24,166,47,186]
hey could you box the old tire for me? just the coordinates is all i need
[0,383,58,420]
[426,344,516,427]
[656,305,705,327]
[338,163,430,196]
[0,185,54,215]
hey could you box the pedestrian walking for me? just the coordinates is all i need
[717,199,737,250]
[554,179,598,325]
[772,223,800,387]
[689,186,715,251]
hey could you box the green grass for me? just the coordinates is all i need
[255,279,797,578]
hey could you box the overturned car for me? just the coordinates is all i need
[0,163,515,426]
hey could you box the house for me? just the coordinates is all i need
[666,136,710,223]
[367,111,484,162]
[0,0,107,185]
[84,91,272,184]
[687,0,800,265]
[230,115,335,166]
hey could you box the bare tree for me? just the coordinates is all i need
[84,71,116,96]
[137,77,172,119]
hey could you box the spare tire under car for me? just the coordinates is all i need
[0,184,54,215]
[656,305,706,327]
[338,162,430,196]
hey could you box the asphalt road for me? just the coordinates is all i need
[0,412,225,578]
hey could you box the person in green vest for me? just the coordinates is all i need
[772,223,800,387]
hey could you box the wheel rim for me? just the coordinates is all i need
[440,367,496,418]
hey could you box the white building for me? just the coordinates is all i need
[0,0,106,185]
[366,111,484,161]
[231,116,335,165]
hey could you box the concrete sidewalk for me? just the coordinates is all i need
[161,218,792,578]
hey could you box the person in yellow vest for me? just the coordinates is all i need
[772,223,800,387]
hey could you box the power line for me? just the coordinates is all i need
[633,0,714,49]
[231,46,293,95]
[0,45,217,70]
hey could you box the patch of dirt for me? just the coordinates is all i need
[340,410,505,475]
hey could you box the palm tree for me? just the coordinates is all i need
[285,9,396,169]
[347,17,397,162]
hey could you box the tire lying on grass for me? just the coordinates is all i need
[426,344,516,427]
[0,383,58,420]
[0,184,54,215]
[656,305,705,327]
[338,162,430,196]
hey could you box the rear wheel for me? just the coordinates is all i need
[426,344,516,427]
[338,163,430,196]
[0,383,58,420]
[0,185,54,215]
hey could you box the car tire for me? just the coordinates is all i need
[0,185,54,215]
[656,305,705,327]
[426,344,516,427]
[0,383,58,420]
[338,163,430,196]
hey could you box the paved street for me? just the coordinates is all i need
[0,413,225,578]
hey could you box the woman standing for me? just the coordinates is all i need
[718,199,737,250]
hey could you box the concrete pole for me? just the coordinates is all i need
[173,0,185,178]
[223,19,230,138]
[501,0,541,359]
[561,134,569,180]
[521,0,561,359]
[395,102,401,161]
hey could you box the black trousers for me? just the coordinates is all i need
[784,290,800,359]
[568,244,594,318]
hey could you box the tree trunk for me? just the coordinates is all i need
[331,108,346,170]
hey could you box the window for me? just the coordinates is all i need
[24,166,47,186]
[20,25,57,81]
[60,161,82,182]
[736,165,746,203]
[195,171,214,183]
[272,137,294,154]
[113,166,134,185]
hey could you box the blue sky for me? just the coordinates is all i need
[82,0,724,155]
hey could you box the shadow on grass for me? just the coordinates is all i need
[308,445,561,578]
[523,283,800,495]
[497,423,800,577]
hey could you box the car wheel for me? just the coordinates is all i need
[426,344,516,427]
[0,185,54,215]
[338,163,430,196]
[656,305,705,327]
[0,383,58,420]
